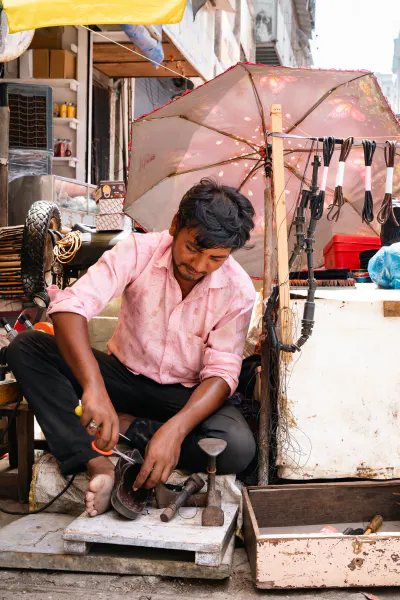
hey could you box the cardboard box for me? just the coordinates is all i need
[30,27,63,50]
[95,213,131,232]
[50,50,76,79]
[20,49,50,79]
[98,197,124,215]
[95,180,126,202]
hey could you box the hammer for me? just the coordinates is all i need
[160,474,204,523]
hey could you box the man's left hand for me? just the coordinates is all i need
[133,422,183,490]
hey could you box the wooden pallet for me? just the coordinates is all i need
[63,503,238,567]
[0,504,238,579]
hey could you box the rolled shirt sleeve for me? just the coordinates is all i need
[47,233,138,321]
[200,286,256,395]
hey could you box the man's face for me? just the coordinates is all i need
[170,223,231,283]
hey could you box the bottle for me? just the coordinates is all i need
[60,101,68,118]
[65,139,73,157]
[53,102,60,118]
[67,103,74,119]
[0,318,18,342]
[59,139,66,158]
[18,314,35,331]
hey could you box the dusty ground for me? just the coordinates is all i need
[0,500,400,600]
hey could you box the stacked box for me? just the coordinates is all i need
[95,180,131,231]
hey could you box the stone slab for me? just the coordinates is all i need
[0,513,235,579]
[63,503,238,554]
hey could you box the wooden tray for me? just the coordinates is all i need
[243,481,400,589]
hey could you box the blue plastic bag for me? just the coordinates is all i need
[368,242,400,289]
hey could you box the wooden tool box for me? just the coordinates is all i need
[243,480,400,589]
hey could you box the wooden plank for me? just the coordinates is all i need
[0,107,9,228]
[0,512,234,579]
[16,410,34,503]
[242,488,259,583]
[248,483,400,528]
[93,41,186,64]
[270,104,292,361]
[0,381,20,406]
[383,301,400,317]
[64,504,238,554]
[95,61,199,78]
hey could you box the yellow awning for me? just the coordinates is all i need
[3,0,187,33]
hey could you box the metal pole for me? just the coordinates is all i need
[0,107,9,227]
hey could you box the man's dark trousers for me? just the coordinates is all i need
[7,330,256,475]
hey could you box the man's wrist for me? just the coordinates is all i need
[165,415,189,440]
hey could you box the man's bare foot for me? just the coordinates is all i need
[85,456,115,517]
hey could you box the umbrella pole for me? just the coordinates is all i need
[0,107,9,227]
[258,176,274,485]
[270,104,292,362]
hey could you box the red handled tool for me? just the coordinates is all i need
[91,432,144,466]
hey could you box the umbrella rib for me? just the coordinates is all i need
[240,64,268,137]
[178,116,260,151]
[238,160,264,192]
[287,72,373,134]
[166,153,260,178]
[144,115,260,152]
[284,162,378,234]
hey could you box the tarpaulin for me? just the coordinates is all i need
[2,0,186,33]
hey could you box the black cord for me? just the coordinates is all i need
[0,474,76,515]
[312,136,335,220]
[362,139,376,223]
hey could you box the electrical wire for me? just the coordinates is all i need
[53,231,82,264]
[327,137,353,222]
[377,141,398,225]
[311,136,335,220]
[0,396,77,515]
[362,139,376,224]
[0,475,76,516]
[81,26,193,81]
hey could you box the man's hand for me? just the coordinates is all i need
[80,383,120,452]
[133,422,183,490]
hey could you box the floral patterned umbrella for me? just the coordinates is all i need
[124,63,400,278]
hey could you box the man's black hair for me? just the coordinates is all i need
[176,178,255,251]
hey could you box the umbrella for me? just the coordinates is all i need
[124,63,400,279]
[1,0,186,33]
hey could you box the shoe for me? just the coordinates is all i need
[111,449,152,520]
[124,418,163,455]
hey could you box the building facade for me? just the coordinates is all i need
[254,0,314,67]
[392,32,400,116]
[376,72,398,115]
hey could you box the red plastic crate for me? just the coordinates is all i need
[323,235,381,270]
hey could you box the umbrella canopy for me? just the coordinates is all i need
[2,0,186,33]
[125,64,400,279]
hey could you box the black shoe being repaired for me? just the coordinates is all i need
[111,449,152,520]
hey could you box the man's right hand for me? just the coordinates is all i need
[80,384,120,451]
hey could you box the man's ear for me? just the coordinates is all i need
[169,214,178,236]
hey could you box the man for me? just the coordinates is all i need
[7,178,256,517]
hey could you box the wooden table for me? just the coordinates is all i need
[0,383,34,503]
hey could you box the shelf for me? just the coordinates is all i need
[54,117,79,130]
[53,157,78,168]
[3,78,79,92]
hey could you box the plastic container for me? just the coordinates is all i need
[323,235,381,270]
[59,101,67,118]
